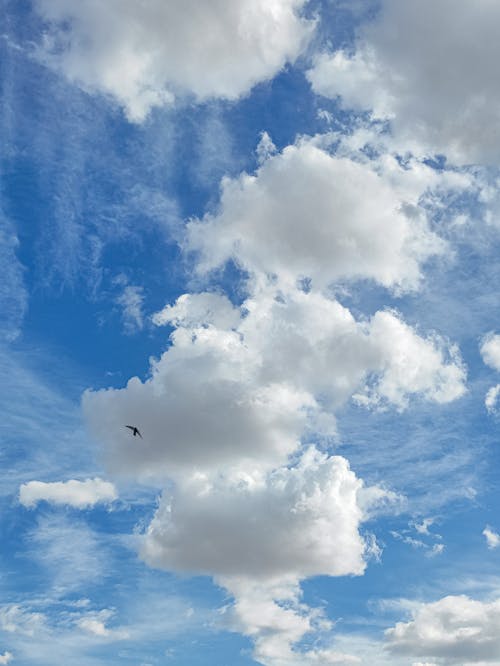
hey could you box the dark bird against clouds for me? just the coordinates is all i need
[125,425,142,438]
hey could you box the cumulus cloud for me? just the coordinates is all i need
[483,526,500,550]
[141,447,377,579]
[480,334,500,372]
[84,288,465,480]
[186,141,445,292]
[34,0,314,121]
[82,134,467,665]
[308,0,500,164]
[141,446,382,664]
[19,478,117,509]
[0,654,12,665]
[386,595,500,663]
[221,577,361,666]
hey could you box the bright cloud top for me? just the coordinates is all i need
[34,0,314,121]
[186,141,445,292]
[386,595,500,663]
[308,0,500,164]
[19,477,117,509]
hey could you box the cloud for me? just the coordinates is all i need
[27,514,109,594]
[19,477,117,509]
[77,609,129,640]
[308,0,500,164]
[0,605,45,637]
[84,288,465,481]
[385,595,500,663]
[34,0,314,121]
[141,447,381,579]
[483,526,500,550]
[185,140,445,292]
[480,334,500,372]
[115,283,145,335]
[485,384,500,414]
[220,577,361,666]
[0,654,13,665]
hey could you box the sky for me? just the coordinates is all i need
[2,1,500,664]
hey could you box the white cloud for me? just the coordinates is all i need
[186,141,445,293]
[116,284,145,334]
[308,0,500,164]
[386,595,500,663]
[152,292,240,330]
[483,526,500,550]
[485,384,500,414]
[0,605,45,637]
[354,310,466,410]
[34,0,314,121]
[221,577,361,666]
[19,477,117,509]
[77,609,129,640]
[141,447,382,579]
[480,334,500,372]
[0,654,13,665]
[84,287,465,481]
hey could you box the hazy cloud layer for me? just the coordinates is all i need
[35,0,314,120]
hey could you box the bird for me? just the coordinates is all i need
[125,425,142,438]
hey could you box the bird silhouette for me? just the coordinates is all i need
[125,425,142,438]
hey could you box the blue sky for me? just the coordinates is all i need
[2,1,500,664]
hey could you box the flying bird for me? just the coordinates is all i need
[125,425,142,438]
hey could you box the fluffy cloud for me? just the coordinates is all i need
[386,595,500,663]
[84,288,465,480]
[83,324,316,479]
[34,0,314,120]
[141,446,382,665]
[0,654,12,665]
[141,447,375,579]
[221,577,361,666]
[19,478,117,509]
[186,141,445,292]
[480,334,500,372]
[308,0,500,164]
